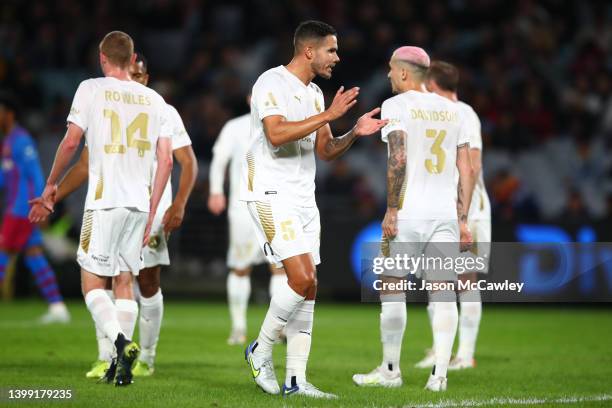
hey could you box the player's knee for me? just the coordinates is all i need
[113,274,134,298]
[137,268,161,297]
[298,269,317,290]
[138,280,159,298]
[305,283,317,300]
[232,267,251,277]
[287,269,315,295]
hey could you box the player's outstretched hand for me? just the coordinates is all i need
[325,86,359,121]
[354,107,389,137]
[382,208,398,239]
[162,203,185,234]
[28,197,53,224]
[207,193,226,216]
[459,222,473,252]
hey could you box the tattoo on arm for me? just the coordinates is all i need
[456,143,471,223]
[324,128,358,159]
[387,131,406,208]
[457,177,467,223]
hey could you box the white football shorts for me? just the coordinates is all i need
[381,219,460,280]
[246,199,320,267]
[227,203,267,270]
[77,208,147,277]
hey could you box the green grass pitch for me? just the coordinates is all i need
[1,301,611,407]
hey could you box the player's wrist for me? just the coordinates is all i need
[171,198,187,210]
[321,110,334,123]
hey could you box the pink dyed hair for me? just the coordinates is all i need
[392,46,430,67]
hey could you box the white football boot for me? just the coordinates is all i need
[244,340,280,394]
[448,356,476,370]
[282,380,338,399]
[40,302,70,324]
[352,365,402,388]
[424,374,447,392]
[227,329,246,345]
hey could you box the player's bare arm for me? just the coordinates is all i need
[56,147,89,202]
[28,146,89,223]
[382,130,407,239]
[29,123,84,223]
[262,86,358,147]
[470,147,482,178]
[315,107,388,161]
[144,137,173,245]
[457,143,475,251]
[162,145,198,234]
[45,123,84,190]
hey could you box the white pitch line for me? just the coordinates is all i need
[406,394,612,408]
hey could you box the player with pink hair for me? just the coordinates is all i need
[352,46,474,391]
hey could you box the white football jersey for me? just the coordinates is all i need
[209,113,250,209]
[381,90,470,220]
[239,66,325,207]
[457,101,491,221]
[67,77,172,212]
[157,103,192,212]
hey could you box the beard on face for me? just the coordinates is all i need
[313,59,333,79]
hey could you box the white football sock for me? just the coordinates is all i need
[431,292,458,379]
[285,300,314,385]
[427,302,435,349]
[85,289,123,345]
[227,272,250,333]
[457,289,482,361]
[105,289,115,302]
[269,273,286,299]
[380,295,406,373]
[132,278,141,303]
[254,282,305,361]
[95,323,114,362]
[94,289,116,361]
[138,289,164,366]
[115,299,138,340]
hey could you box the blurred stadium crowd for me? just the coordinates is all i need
[1,0,611,231]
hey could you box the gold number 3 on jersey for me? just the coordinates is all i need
[425,128,447,174]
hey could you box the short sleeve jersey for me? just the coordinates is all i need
[67,77,172,212]
[210,114,250,208]
[239,66,325,207]
[157,103,192,212]
[381,91,469,220]
[456,101,491,220]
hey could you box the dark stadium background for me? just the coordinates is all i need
[1,0,611,301]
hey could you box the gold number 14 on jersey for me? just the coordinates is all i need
[103,109,151,157]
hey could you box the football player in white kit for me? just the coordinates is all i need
[31,52,198,379]
[208,96,286,346]
[417,60,490,371]
[352,47,474,392]
[242,20,387,399]
[29,32,174,386]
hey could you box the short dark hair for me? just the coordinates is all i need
[135,51,148,72]
[293,20,337,51]
[427,61,459,92]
